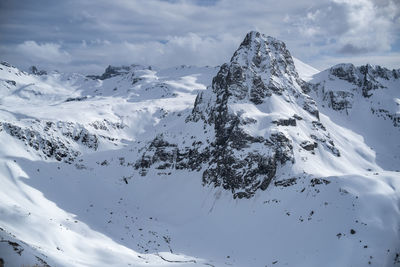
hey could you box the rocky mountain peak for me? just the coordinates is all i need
[132,32,323,198]
[212,31,303,105]
[232,31,298,78]
[176,32,327,198]
[87,64,151,80]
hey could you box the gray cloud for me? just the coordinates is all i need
[338,44,369,54]
[0,0,399,74]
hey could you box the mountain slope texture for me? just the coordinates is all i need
[0,31,399,267]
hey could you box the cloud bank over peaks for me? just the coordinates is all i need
[0,0,399,73]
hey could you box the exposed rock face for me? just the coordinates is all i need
[328,63,399,87]
[202,131,293,198]
[90,119,126,131]
[371,108,400,127]
[326,63,400,98]
[87,64,150,80]
[273,118,297,126]
[98,65,131,80]
[0,61,13,68]
[5,80,16,86]
[60,122,99,150]
[0,120,99,162]
[324,91,354,112]
[134,135,210,176]
[65,96,88,102]
[300,141,318,151]
[29,66,47,76]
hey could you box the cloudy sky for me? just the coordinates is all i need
[0,0,399,74]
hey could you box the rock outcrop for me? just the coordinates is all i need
[0,120,99,162]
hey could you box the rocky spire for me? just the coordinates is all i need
[212,31,302,105]
[137,32,327,198]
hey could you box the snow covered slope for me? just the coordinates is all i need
[0,32,399,267]
[293,57,319,82]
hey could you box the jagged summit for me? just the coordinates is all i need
[192,32,320,123]
[232,31,299,79]
[87,64,151,80]
[211,31,305,105]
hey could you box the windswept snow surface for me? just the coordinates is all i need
[0,46,399,267]
[293,58,319,82]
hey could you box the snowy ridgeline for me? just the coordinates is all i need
[0,32,399,267]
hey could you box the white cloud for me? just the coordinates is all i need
[16,41,71,63]
[68,33,239,72]
[289,0,400,54]
[333,0,396,52]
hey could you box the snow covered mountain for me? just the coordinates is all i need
[307,63,400,171]
[0,31,399,267]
